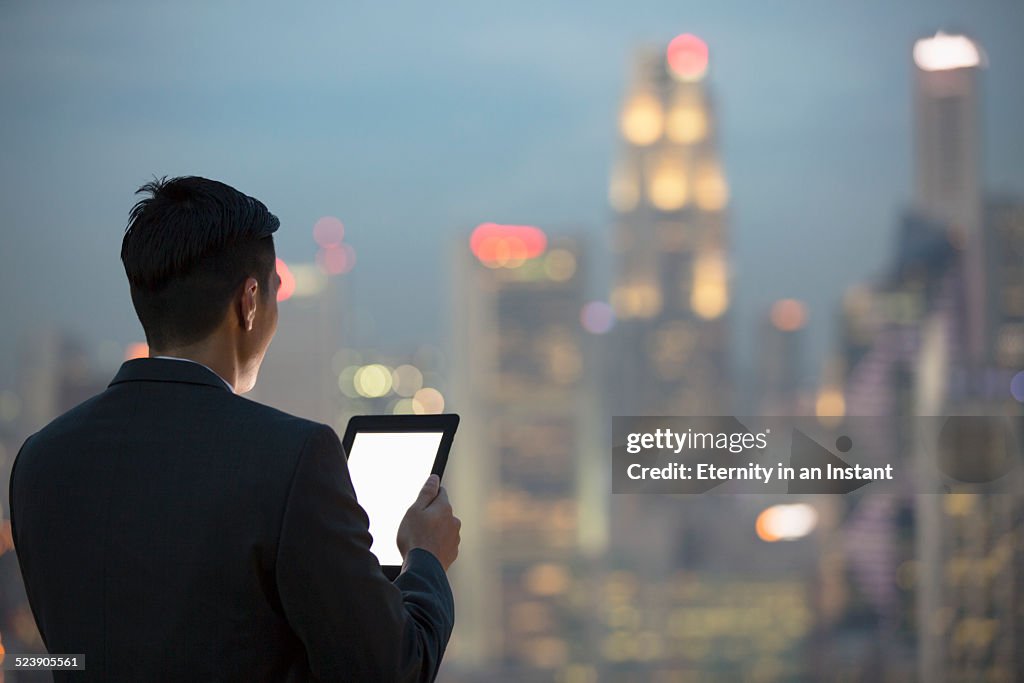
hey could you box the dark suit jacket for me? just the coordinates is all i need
[9,357,454,682]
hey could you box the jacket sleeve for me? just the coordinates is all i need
[276,423,455,682]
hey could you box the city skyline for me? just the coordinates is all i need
[2,1,1024,391]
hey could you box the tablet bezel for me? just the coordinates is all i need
[341,413,460,580]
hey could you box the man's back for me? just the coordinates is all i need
[10,357,454,682]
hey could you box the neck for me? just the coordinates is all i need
[150,337,238,393]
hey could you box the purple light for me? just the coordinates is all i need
[580,301,615,335]
[1010,371,1024,402]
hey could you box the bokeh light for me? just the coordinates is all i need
[1010,371,1024,402]
[470,223,547,267]
[666,100,707,144]
[338,365,361,398]
[524,563,570,596]
[756,504,818,542]
[316,243,356,275]
[354,364,393,398]
[392,398,420,415]
[666,34,709,81]
[312,216,345,248]
[290,263,328,298]
[694,162,729,211]
[647,154,688,211]
[913,32,982,71]
[412,387,445,414]
[690,253,728,319]
[620,92,663,146]
[770,299,807,331]
[815,387,846,427]
[543,249,576,281]
[580,301,615,334]
[392,364,424,397]
[276,257,296,302]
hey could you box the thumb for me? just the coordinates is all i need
[414,474,440,508]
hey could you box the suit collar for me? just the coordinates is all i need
[108,357,233,393]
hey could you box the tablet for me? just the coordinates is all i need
[341,414,459,579]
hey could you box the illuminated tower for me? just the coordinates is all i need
[912,31,986,363]
[609,34,731,415]
[447,225,604,678]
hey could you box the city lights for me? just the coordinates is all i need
[666,34,709,82]
[913,32,982,71]
[412,387,444,414]
[694,162,728,211]
[276,257,295,302]
[543,249,576,282]
[289,263,328,298]
[316,243,356,275]
[580,301,615,335]
[354,364,393,398]
[611,283,663,319]
[470,223,547,267]
[620,91,663,145]
[524,563,570,596]
[1012,371,1024,402]
[337,365,360,398]
[814,387,846,425]
[392,364,424,397]
[690,252,729,319]
[770,299,807,332]
[666,98,707,144]
[755,504,818,542]
[647,153,689,211]
[312,216,345,248]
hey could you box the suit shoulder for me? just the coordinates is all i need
[227,395,335,444]
[21,391,109,446]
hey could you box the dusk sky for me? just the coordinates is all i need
[2,0,1023,389]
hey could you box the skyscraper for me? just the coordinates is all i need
[906,33,1023,682]
[609,34,731,416]
[447,226,604,679]
[912,31,986,364]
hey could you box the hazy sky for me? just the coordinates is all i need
[2,0,1023,389]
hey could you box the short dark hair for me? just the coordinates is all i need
[121,176,280,349]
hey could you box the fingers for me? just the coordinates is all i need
[426,486,452,513]
[414,474,441,509]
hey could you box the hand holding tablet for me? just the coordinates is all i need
[397,474,460,570]
[342,414,460,579]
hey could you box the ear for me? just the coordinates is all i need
[239,276,259,332]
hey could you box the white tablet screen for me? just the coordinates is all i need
[347,431,445,566]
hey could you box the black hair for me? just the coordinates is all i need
[120,176,280,349]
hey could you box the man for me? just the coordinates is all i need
[9,176,460,682]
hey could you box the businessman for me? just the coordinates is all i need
[9,176,460,682]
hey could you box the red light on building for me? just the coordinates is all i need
[667,34,709,81]
[276,258,296,302]
[470,223,547,266]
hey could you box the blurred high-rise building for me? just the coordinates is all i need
[446,227,604,680]
[609,34,731,416]
[912,31,986,364]
[828,31,1024,681]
